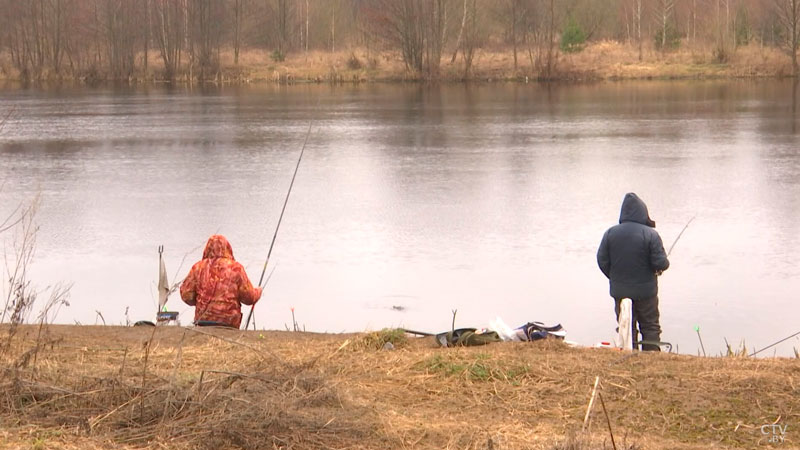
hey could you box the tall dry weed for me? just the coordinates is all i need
[1,194,71,354]
[2,195,40,349]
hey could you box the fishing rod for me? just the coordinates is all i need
[749,329,800,357]
[667,215,696,257]
[247,265,278,330]
[244,119,314,330]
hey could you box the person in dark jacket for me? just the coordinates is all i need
[597,193,670,351]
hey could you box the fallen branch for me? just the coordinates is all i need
[598,392,617,450]
[582,376,600,433]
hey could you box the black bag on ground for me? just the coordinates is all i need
[519,322,564,341]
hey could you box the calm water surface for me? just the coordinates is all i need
[1,81,798,356]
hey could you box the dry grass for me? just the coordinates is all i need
[0,43,794,84]
[0,324,797,449]
[220,48,409,83]
[557,41,792,80]
[230,43,794,82]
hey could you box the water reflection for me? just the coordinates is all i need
[1,81,799,356]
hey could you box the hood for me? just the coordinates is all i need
[619,193,656,227]
[202,235,235,260]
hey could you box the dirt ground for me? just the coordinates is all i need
[0,324,797,449]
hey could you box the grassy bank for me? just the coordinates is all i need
[0,324,797,449]
[233,42,794,83]
[0,43,794,84]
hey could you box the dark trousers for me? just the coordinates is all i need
[614,296,661,351]
[195,320,237,328]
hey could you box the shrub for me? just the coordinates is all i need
[735,6,752,46]
[346,53,362,70]
[357,328,407,350]
[560,17,586,53]
[654,22,681,51]
[270,49,285,62]
[367,57,379,70]
[713,45,730,63]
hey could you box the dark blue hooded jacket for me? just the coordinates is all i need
[597,193,670,300]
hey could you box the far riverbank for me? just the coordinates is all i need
[1,42,795,85]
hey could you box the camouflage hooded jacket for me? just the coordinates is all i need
[180,235,261,328]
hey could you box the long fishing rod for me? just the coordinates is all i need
[749,329,800,357]
[244,119,314,330]
[247,265,277,330]
[667,215,696,257]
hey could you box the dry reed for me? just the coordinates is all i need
[0,325,797,449]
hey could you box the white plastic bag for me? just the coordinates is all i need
[488,316,521,341]
[616,298,633,350]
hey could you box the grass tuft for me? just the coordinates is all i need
[355,327,408,350]
[419,353,530,382]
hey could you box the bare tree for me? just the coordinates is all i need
[44,0,68,75]
[103,0,139,79]
[459,0,483,79]
[366,1,423,73]
[452,0,468,64]
[153,0,184,79]
[511,0,520,71]
[656,0,676,51]
[366,0,447,78]
[636,0,643,60]
[329,0,342,53]
[490,0,529,72]
[688,0,698,44]
[4,1,44,79]
[425,0,447,78]
[564,0,612,42]
[774,0,800,75]
[304,0,309,52]
[144,0,151,74]
[0,0,795,81]
[617,0,644,59]
[521,0,557,78]
[233,0,242,64]
[542,0,557,79]
[269,0,295,59]
[190,0,224,79]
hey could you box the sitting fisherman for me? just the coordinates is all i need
[180,235,262,328]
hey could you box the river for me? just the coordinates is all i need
[1,80,798,356]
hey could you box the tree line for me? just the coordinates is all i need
[0,0,798,81]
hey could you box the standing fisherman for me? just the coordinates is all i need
[180,235,263,328]
[597,193,669,351]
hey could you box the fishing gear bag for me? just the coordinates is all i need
[435,328,502,347]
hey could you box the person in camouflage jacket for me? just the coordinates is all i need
[181,235,262,328]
